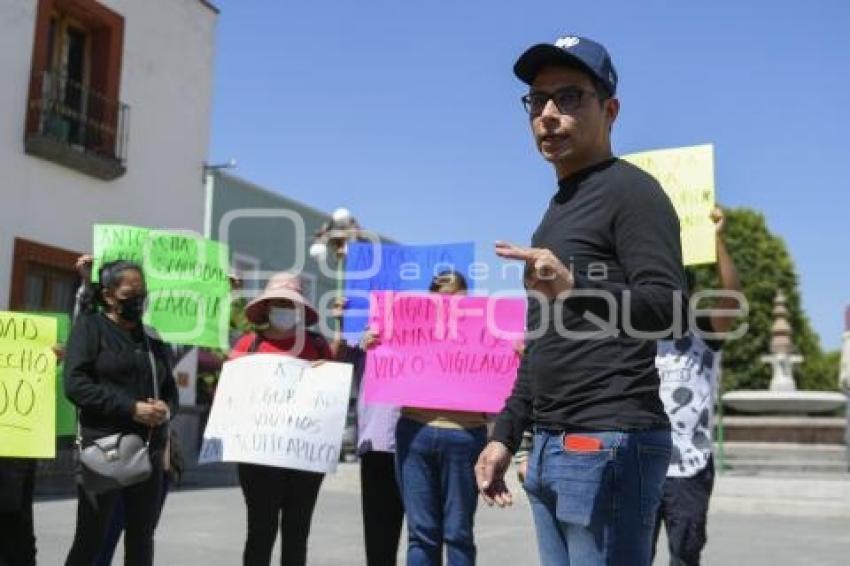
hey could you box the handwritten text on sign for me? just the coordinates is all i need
[622,144,716,266]
[363,292,526,412]
[93,224,231,349]
[343,242,476,337]
[0,312,57,458]
[199,355,353,474]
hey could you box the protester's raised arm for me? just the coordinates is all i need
[708,207,742,334]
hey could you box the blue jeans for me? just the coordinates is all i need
[523,429,671,566]
[395,417,487,566]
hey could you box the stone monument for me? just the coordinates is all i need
[722,291,846,444]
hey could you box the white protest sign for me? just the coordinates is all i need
[199,354,353,474]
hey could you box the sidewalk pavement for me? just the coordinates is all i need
[32,463,850,565]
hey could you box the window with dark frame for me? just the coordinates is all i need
[9,238,82,317]
[23,264,79,314]
[47,13,91,148]
[24,0,127,180]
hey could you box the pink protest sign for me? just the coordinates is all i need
[363,292,526,412]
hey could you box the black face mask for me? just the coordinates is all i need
[117,295,146,322]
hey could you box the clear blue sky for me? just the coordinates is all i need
[209,0,850,350]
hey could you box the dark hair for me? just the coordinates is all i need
[590,76,612,103]
[78,260,144,314]
[429,270,468,293]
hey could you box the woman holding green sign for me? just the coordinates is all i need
[63,260,178,566]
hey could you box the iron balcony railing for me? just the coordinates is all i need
[26,69,129,168]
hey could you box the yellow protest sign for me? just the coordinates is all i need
[0,312,58,458]
[622,144,716,266]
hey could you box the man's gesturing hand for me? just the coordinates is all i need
[475,441,513,508]
[495,241,574,299]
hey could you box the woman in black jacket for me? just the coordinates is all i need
[63,260,178,566]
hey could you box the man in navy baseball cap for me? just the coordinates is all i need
[476,34,685,566]
[513,35,618,96]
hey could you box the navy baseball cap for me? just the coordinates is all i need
[514,35,618,96]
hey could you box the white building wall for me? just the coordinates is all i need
[0,0,217,306]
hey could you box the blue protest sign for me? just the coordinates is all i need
[343,242,475,336]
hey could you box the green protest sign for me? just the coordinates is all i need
[143,230,231,349]
[42,312,76,437]
[92,225,231,349]
[92,224,151,282]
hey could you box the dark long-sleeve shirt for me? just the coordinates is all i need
[63,312,178,448]
[492,158,687,452]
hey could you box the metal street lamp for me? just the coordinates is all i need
[310,207,362,332]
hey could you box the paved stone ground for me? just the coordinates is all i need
[32,464,850,565]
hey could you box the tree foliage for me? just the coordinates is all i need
[689,207,838,392]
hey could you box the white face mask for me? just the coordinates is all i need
[268,307,300,331]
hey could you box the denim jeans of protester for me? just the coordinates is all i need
[523,429,671,566]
